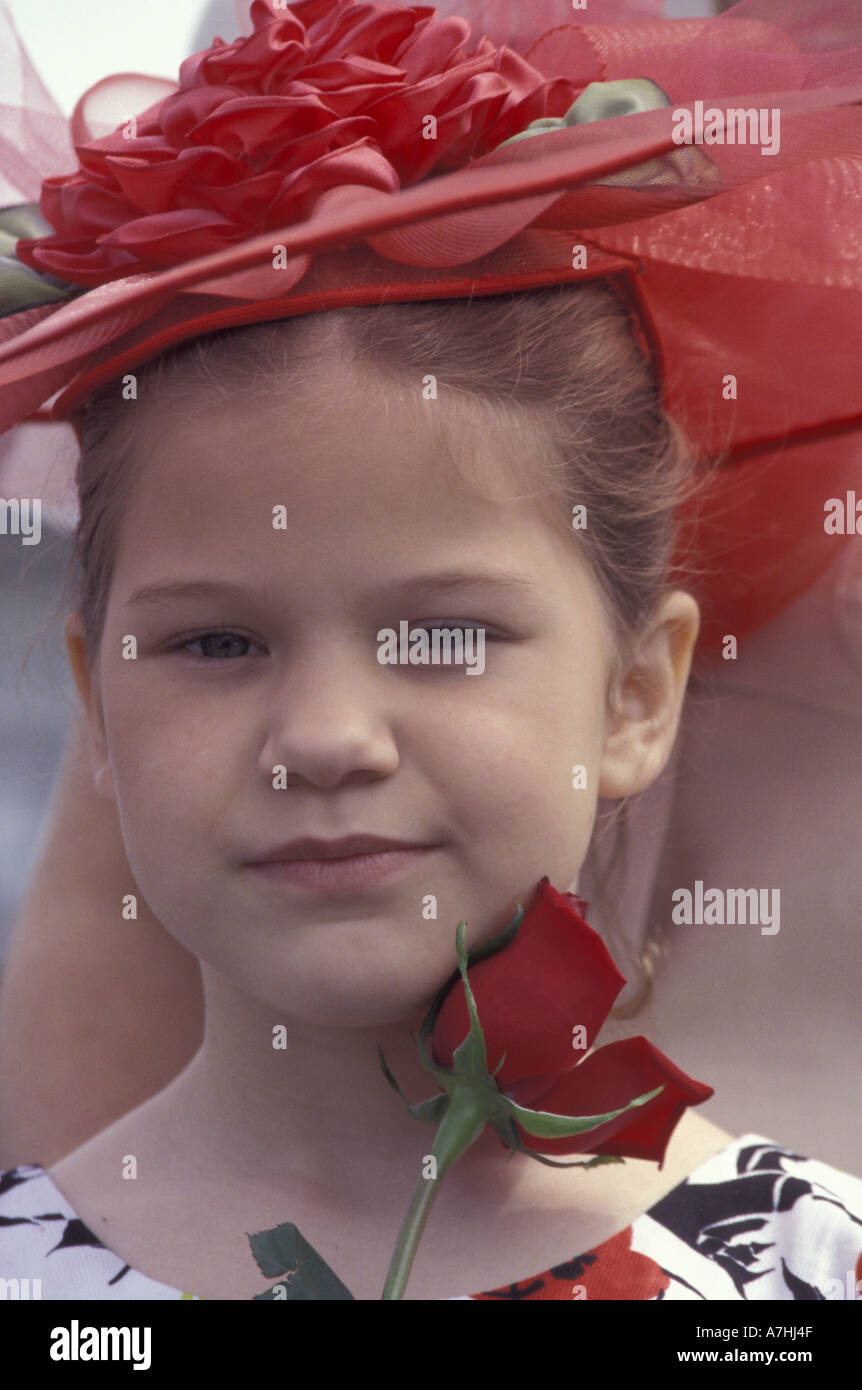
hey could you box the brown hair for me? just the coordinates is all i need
[62,278,720,1014]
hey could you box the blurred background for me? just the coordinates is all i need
[6,0,726,119]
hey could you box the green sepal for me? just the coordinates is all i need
[448,920,495,1083]
[247,1222,354,1301]
[490,1113,628,1169]
[497,1083,664,1139]
[394,916,526,1143]
[459,901,526,968]
[383,900,525,1114]
[414,908,522,1084]
[378,1044,451,1124]
[417,902,525,1054]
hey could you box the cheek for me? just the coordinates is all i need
[102,685,223,845]
[422,686,599,833]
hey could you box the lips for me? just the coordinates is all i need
[247,834,435,864]
[245,841,438,894]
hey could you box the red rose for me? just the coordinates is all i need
[15,0,577,286]
[431,877,713,1162]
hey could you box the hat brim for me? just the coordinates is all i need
[3,79,861,452]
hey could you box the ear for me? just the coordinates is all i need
[63,611,117,803]
[598,590,699,799]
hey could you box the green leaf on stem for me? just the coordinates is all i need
[247,1222,354,1300]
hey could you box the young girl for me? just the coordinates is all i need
[1,0,862,1301]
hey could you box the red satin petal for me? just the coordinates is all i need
[37,175,132,240]
[160,87,249,147]
[106,147,244,217]
[97,209,242,266]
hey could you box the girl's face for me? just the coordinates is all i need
[70,359,677,1028]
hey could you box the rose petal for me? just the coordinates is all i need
[431,877,626,1085]
[514,1036,714,1163]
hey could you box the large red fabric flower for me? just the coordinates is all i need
[430,877,713,1163]
[15,0,577,286]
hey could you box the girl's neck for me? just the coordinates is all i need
[42,961,736,1298]
[153,963,487,1203]
[109,963,734,1218]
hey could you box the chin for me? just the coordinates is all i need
[238,958,437,1032]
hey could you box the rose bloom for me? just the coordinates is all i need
[431,878,713,1162]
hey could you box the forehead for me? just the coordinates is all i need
[105,358,599,620]
[122,355,562,523]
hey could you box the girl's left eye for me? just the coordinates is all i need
[394,623,503,648]
[411,623,497,635]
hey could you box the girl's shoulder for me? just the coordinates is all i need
[2,1135,861,1301]
[634,1131,862,1301]
[465,1133,862,1302]
[0,1164,189,1300]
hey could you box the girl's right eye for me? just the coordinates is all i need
[169,631,259,660]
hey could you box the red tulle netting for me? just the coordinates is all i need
[0,0,861,661]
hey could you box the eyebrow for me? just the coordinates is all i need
[124,570,541,610]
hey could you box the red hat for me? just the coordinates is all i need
[1,0,861,662]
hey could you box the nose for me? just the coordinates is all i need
[259,638,400,790]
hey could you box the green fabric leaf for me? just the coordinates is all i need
[0,256,74,316]
[0,202,57,242]
[0,205,82,318]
